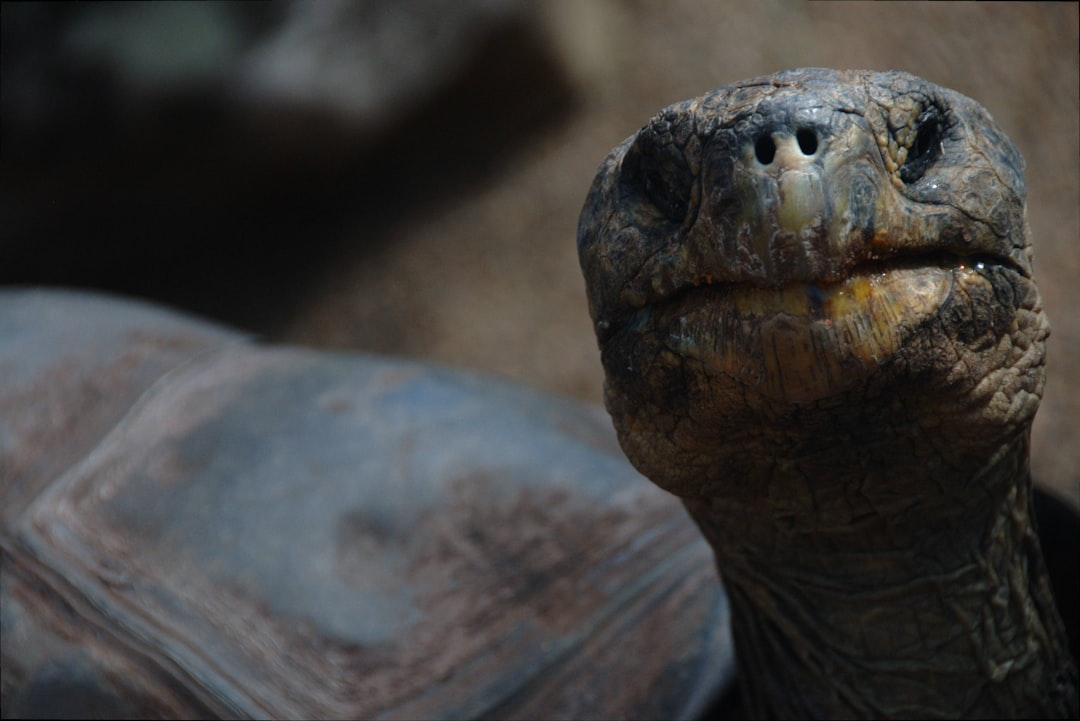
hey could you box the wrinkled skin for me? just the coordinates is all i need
[578,69,1078,718]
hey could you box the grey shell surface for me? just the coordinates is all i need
[0,289,733,719]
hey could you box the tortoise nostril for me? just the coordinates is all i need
[756,131,817,165]
[796,128,818,156]
[755,135,776,165]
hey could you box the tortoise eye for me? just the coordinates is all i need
[900,109,943,184]
[621,127,692,223]
[641,157,690,221]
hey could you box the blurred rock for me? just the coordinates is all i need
[239,0,511,121]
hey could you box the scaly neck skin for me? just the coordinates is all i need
[682,432,1079,719]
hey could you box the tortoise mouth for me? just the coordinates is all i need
[601,251,1023,403]
[598,250,1022,347]
[678,251,1019,316]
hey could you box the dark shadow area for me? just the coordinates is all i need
[1,5,577,335]
[1035,487,1080,664]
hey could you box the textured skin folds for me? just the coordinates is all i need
[577,69,1078,718]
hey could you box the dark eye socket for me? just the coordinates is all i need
[899,108,944,184]
[641,156,690,221]
[621,130,692,223]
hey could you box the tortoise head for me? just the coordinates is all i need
[577,68,1048,501]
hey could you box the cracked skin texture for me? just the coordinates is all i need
[577,69,1079,718]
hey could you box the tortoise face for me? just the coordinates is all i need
[577,69,1047,498]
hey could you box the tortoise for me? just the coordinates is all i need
[1,68,1077,720]
[577,67,1079,717]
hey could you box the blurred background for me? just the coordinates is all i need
[2,1,1076,507]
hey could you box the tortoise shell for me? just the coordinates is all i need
[1,289,733,719]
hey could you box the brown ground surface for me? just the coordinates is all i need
[276,2,1079,507]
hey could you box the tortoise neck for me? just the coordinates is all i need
[683,434,1078,719]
